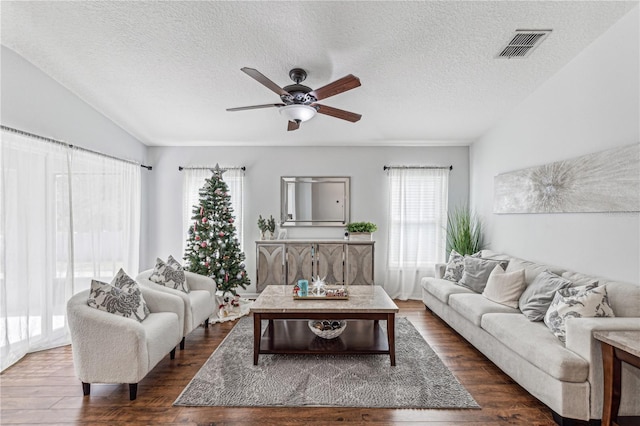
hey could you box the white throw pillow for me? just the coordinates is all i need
[482,265,526,308]
[544,283,614,342]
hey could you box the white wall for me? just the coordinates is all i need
[1,46,147,162]
[146,145,469,294]
[470,7,639,284]
[1,46,151,268]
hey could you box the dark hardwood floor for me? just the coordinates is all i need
[0,300,573,425]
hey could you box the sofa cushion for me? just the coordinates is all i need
[449,293,520,326]
[479,250,511,262]
[507,257,566,286]
[561,271,600,288]
[482,265,526,308]
[544,283,615,342]
[598,281,640,317]
[421,277,475,304]
[481,313,589,383]
[519,270,573,321]
[459,257,507,293]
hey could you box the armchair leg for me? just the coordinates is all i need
[180,337,185,350]
[170,347,176,359]
[82,382,90,396]
[129,383,138,400]
[204,318,209,328]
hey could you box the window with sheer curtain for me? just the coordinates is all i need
[1,129,141,371]
[182,167,244,255]
[384,167,449,300]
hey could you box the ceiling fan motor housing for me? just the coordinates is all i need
[280,68,318,107]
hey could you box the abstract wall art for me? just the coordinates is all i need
[494,143,640,214]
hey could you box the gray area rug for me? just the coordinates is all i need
[174,317,479,409]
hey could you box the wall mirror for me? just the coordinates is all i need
[280,176,350,227]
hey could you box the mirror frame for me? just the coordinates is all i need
[280,176,350,227]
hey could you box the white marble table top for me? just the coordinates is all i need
[251,285,399,313]
[593,331,640,358]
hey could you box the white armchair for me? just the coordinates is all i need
[66,286,183,400]
[136,270,216,349]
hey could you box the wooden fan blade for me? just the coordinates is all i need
[287,121,300,131]
[226,103,284,112]
[314,104,362,122]
[241,67,290,96]
[309,74,361,101]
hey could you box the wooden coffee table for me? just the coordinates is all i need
[250,285,399,366]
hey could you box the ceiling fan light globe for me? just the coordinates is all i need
[279,104,316,123]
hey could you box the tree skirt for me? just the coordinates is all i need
[210,292,252,324]
[174,317,479,409]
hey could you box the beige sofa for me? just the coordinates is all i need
[421,250,640,425]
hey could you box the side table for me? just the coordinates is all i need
[593,331,640,426]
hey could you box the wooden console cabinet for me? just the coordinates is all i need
[255,240,374,292]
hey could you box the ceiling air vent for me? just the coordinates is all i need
[498,30,552,58]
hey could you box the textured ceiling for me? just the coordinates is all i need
[1,1,636,146]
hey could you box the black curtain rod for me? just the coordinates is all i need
[1,125,153,170]
[383,165,453,171]
[178,166,246,171]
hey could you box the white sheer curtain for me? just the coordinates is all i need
[384,167,449,300]
[182,167,244,256]
[0,129,141,371]
[1,132,71,371]
[68,147,141,293]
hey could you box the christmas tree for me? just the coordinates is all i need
[184,165,250,295]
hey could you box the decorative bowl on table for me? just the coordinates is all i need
[308,320,347,339]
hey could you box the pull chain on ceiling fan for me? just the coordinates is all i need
[226,67,362,131]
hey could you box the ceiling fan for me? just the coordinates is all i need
[227,67,362,131]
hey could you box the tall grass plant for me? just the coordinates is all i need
[446,206,484,255]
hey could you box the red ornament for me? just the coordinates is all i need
[200,206,204,215]
[195,235,201,241]
[225,273,229,282]
[202,217,208,223]
[218,231,225,237]
[201,242,207,248]
[229,218,234,223]
[205,262,209,267]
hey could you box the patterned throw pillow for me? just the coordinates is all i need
[443,250,481,282]
[544,283,614,342]
[149,256,189,293]
[87,269,150,322]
